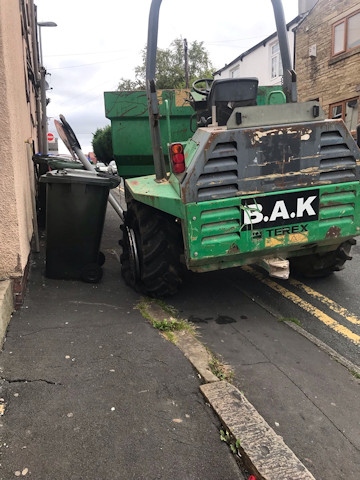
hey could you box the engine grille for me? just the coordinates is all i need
[197,142,238,200]
[319,188,356,231]
[186,122,360,203]
[319,131,356,183]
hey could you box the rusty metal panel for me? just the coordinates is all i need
[180,117,360,204]
[227,101,325,129]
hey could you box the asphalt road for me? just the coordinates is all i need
[167,267,360,479]
[4,185,358,480]
[104,187,360,479]
[228,252,360,367]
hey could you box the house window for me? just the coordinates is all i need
[271,42,283,79]
[230,66,240,78]
[332,11,360,56]
[330,98,359,132]
[330,103,343,119]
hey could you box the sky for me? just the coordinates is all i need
[35,0,299,155]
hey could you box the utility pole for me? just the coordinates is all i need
[184,38,189,88]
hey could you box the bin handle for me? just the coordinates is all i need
[54,117,124,221]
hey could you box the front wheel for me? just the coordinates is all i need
[120,200,184,297]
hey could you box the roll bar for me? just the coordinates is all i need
[145,0,297,181]
[271,0,297,103]
[146,0,166,182]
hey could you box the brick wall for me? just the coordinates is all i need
[296,0,360,128]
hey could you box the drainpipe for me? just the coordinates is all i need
[40,67,48,154]
[29,1,43,153]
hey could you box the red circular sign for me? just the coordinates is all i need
[47,132,55,142]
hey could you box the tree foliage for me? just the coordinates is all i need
[117,37,214,91]
[92,125,113,164]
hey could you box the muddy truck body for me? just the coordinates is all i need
[104,0,360,297]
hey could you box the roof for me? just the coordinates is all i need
[214,15,304,75]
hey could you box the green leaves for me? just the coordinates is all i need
[220,429,241,454]
[92,125,113,164]
[117,37,214,91]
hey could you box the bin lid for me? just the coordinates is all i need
[33,154,79,164]
[47,159,84,170]
[39,169,120,188]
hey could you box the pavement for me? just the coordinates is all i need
[0,200,247,480]
[1,189,359,480]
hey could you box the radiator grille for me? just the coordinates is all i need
[188,126,359,203]
[200,206,241,245]
[197,142,239,200]
[319,131,356,182]
[319,189,356,229]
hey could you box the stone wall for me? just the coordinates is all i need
[296,0,360,130]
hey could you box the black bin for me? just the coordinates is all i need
[40,169,117,283]
[33,154,85,228]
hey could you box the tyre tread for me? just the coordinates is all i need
[120,200,184,297]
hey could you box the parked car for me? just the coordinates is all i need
[94,162,108,173]
[107,160,118,175]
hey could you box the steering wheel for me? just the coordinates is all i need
[192,78,213,96]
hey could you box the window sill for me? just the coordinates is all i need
[329,45,360,65]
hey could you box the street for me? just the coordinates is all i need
[106,187,360,479]
[114,184,360,479]
[165,230,360,479]
[1,190,359,479]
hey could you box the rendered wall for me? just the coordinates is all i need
[218,29,296,85]
[0,0,38,301]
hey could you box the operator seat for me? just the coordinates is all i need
[208,77,259,126]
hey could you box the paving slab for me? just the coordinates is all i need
[0,205,245,480]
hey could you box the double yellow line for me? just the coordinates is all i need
[243,266,360,345]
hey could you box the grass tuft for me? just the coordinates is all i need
[137,298,196,342]
[209,353,234,382]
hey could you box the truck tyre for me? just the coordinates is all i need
[290,239,356,278]
[120,200,184,297]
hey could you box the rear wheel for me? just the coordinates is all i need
[120,200,184,297]
[290,239,356,278]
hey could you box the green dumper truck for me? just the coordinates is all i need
[104,0,360,297]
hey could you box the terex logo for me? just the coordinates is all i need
[241,190,319,230]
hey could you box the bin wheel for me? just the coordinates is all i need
[97,251,106,266]
[81,263,103,283]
